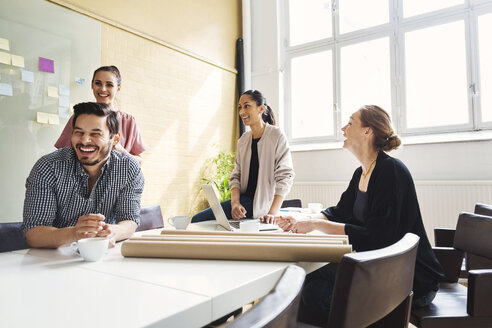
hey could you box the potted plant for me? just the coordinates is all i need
[202,151,235,202]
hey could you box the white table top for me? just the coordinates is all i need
[1,223,327,328]
[1,249,210,328]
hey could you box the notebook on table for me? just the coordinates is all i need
[201,184,280,232]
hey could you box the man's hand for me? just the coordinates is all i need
[73,214,106,240]
[96,224,117,248]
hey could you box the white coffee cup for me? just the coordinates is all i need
[308,203,323,214]
[240,220,260,233]
[73,237,109,262]
[168,216,190,230]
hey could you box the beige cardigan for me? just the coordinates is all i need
[230,124,294,218]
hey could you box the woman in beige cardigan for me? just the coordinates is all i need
[192,90,294,223]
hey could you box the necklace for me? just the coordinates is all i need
[361,158,377,178]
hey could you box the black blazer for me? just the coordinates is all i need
[322,151,444,298]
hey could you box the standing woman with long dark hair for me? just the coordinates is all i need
[55,66,146,164]
[192,89,295,223]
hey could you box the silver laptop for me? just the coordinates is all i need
[201,184,279,231]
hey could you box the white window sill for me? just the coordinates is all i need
[290,130,492,152]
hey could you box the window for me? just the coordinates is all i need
[404,21,469,130]
[340,37,392,129]
[338,0,389,34]
[282,0,492,145]
[288,0,332,46]
[290,50,334,139]
[478,12,492,123]
[402,0,463,18]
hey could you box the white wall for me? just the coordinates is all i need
[250,0,492,184]
[293,140,492,182]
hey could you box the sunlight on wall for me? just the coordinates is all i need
[101,24,237,223]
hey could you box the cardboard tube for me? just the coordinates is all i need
[132,235,346,245]
[121,239,352,262]
[160,228,348,240]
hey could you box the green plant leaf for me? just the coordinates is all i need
[202,150,235,202]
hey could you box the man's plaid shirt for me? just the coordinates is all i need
[23,148,144,232]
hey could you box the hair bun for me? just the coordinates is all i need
[383,134,401,151]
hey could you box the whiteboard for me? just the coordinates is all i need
[0,0,101,222]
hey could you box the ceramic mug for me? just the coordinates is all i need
[72,237,109,262]
[167,216,190,230]
[240,220,260,233]
[308,203,323,214]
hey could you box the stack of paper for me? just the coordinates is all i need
[121,230,352,262]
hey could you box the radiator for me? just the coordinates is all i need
[289,181,492,245]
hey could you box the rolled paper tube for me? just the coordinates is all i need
[132,235,346,245]
[121,240,352,262]
[160,228,348,240]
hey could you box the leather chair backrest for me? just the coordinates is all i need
[327,233,419,328]
[474,203,492,217]
[454,212,492,260]
[227,265,306,328]
[434,228,456,247]
[136,205,164,232]
[281,199,302,208]
[0,222,29,252]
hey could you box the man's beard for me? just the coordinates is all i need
[75,143,112,166]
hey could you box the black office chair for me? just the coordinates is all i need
[434,227,466,281]
[468,203,492,271]
[298,233,419,328]
[0,222,30,253]
[435,203,492,279]
[411,212,492,328]
[226,265,306,328]
[281,199,302,208]
[474,203,492,216]
[136,204,164,232]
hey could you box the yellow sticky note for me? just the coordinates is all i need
[47,86,58,98]
[48,114,60,125]
[0,51,11,65]
[11,55,24,68]
[36,112,49,124]
[0,38,9,51]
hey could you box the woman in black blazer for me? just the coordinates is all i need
[277,105,443,318]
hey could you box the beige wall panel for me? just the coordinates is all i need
[101,24,238,221]
[58,0,241,68]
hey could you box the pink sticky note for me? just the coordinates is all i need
[39,57,54,73]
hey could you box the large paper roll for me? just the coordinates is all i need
[132,235,347,245]
[160,228,348,240]
[121,239,352,262]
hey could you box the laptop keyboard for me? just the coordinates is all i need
[229,221,241,229]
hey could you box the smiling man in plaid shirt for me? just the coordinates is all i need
[23,102,144,248]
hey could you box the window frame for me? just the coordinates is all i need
[280,0,492,146]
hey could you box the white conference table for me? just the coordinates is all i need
[1,222,327,328]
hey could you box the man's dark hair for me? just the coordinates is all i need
[72,102,119,137]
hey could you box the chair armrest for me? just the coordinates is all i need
[434,228,456,247]
[467,269,492,316]
[433,247,464,283]
[466,253,492,271]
